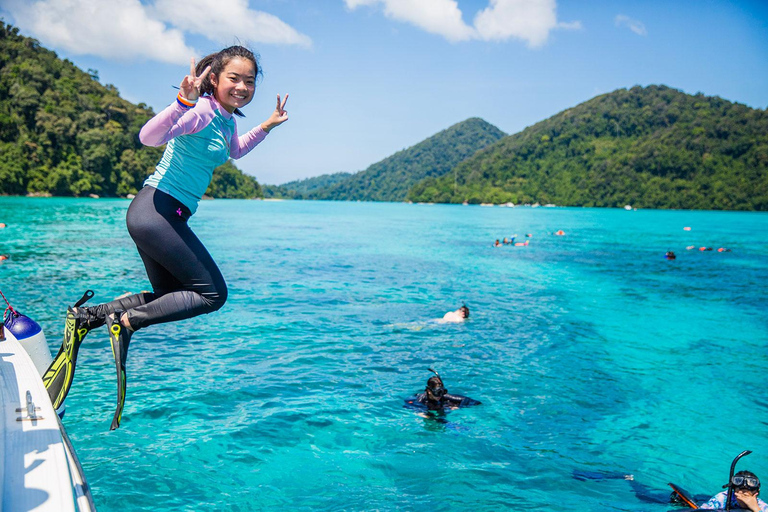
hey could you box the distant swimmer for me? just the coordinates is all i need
[502,237,510,245]
[665,251,676,260]
[686,245,695,250]
[42,45,291,430]
[0,254,8,261]
[718,247,732,252]
[440,305,469,323]
[0,223,6,228]
[405,369,481,412]
[493,239,501,247]
[514,240,529,247]
[555,230,565,236]
[699,247,713,251]
[684,227,692,231]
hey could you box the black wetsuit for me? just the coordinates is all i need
[408,392,481,411]
[90,186,227,331]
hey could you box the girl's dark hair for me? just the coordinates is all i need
[196,45,261,117]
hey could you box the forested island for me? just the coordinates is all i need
[409,85,768,210]
[3,21,766,210]
[275,117,507,202]
[0,22,261,199]
[270,86,767,210]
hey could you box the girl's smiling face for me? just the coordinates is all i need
[211,57,256,114]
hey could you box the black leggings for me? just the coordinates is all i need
[104,186,228,331]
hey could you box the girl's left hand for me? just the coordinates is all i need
[261,94,289,133]
[179,57,211,102]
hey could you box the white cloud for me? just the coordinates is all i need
[615,14,647,36]
[2,0,194,63]
[152,0,312,48]
[475,0,556,47]
[345,0,579,47]
[0,0,311,64]
[344,0,475,42]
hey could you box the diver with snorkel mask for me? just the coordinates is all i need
[406,369,481,412]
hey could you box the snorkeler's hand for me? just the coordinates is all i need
[734,490,761,512]
[179,57,211,102]
[261,94,289,132]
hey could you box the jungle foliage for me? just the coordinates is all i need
[0,22,261,199]
[271,118,506,201]
[408,85,768,210]
[263,172,352,199]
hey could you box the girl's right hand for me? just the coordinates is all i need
[179,58,211,102]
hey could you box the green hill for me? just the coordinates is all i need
[409,85,768,210]
[276,117,506,201]
[0,21,261,199]
[264,171,352,199]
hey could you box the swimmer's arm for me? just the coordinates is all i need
[444,394,481,407]
[229,94,287,158]
[139,99,211,147]
[229,123,267,159]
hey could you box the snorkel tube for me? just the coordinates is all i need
[725,450,752,512]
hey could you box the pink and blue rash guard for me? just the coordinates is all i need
[139,95,267,214]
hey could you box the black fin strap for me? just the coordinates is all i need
[74,290,95,308]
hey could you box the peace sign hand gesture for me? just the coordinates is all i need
[179,57,211,102]
[261,94,289,133]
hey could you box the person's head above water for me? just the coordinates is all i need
[425,369,447,402]
[196,46,261,117]
[725,470,761,492]
[459,305,469,319]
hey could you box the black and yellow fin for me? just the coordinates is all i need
[107,312,132,430]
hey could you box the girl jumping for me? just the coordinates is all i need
[44,45,288,430]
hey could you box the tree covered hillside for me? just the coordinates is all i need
[263,172,352,199]
[409,85,768,210]
[299,117,506,201]
[0,22,261,199]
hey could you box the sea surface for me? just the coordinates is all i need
[1,197,767,511]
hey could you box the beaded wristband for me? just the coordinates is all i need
[176,93,197,108]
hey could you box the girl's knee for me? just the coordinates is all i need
[209,285,228,312]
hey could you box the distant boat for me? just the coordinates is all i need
[624,205,632,210]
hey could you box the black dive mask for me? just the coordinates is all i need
[427,368,446,399]
[732,475,760,490]
[428,386,447,399]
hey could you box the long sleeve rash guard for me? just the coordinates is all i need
[139,95,267,214]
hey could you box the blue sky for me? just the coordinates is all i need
[2,0,767,185]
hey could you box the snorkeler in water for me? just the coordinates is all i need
[405,369,481,412]
[440,305,469,323]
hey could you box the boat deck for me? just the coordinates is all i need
[1,333,91,511]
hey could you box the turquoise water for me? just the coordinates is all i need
[1,197,767,511]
